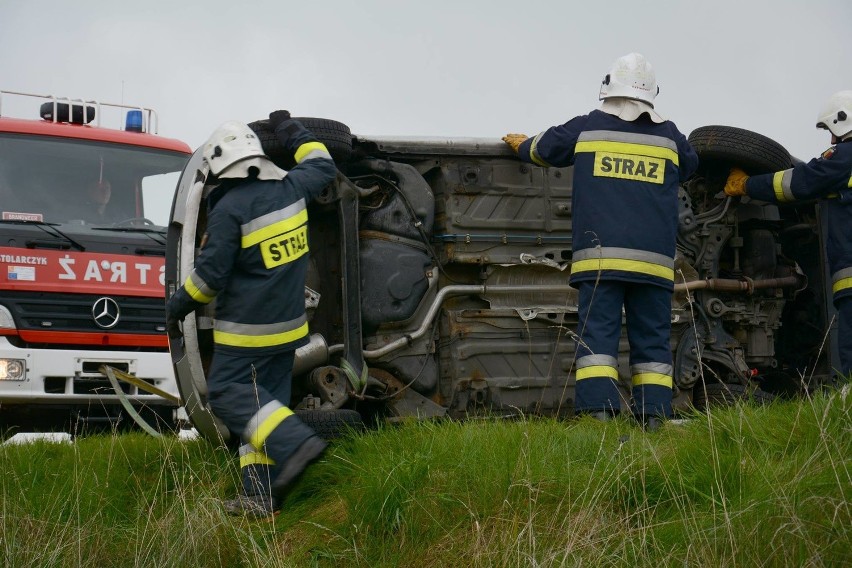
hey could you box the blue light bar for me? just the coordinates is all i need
[125,110,144,132]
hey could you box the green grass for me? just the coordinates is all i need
[2,388,850,567]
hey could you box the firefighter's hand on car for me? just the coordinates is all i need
[269,110,292,129]
[502,133,528,153]
[724,167,750,197]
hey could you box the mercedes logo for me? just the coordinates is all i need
[92,297,120,329]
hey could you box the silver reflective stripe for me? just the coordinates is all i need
[773,169,795,202]
[215,313,307,336]
[529,132,551,167]
[577,130,679,153]
[300,147,333,162]
[631,361,673,388]
[832,267,852,283]
[186,270,217,302]
[577,354,619,368]
[631,362,672,376]
[243,400,283,443]
[572,247,674,268]
[238,443,256,457]
[241,199,307,238]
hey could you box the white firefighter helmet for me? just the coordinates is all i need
[599,53,659,107]
[202,121,269,177]
[816,90,852,140]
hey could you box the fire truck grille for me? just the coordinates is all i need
[5,291,165,334]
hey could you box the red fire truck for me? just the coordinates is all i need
[0,91,191,435]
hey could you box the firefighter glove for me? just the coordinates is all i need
[502,133,528,153]
[724,167,750,197]
[166,313,182,340]
[269,110,292,129]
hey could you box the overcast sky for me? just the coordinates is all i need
[1,0,850,161]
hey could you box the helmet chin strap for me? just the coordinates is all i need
[217,156,287,181]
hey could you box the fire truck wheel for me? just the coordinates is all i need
[248,117,353,170]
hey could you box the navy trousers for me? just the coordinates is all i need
[207,349,315,497]
[575,280,674,418]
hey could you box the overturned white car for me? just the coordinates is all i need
[167,119,836,442]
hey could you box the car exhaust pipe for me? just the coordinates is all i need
[674,274,805,294]
[293,333,330,377]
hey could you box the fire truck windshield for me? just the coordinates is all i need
[0,133,188,228]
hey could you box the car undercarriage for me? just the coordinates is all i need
[167,120,836,442]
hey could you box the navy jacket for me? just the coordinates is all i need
[167,120,337,354]
[746,140,852,301]
[518,109,698,290]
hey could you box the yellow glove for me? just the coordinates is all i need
[724,167,750,197]
[502,133,529,153]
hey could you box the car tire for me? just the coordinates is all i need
[295,408,364,440]
[692,382,775,411]
[688,125,792,174]
[248,117,353,170]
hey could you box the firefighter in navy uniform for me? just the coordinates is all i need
[166,111,336,517]
[724,90,852,378]
[503,53,699,429]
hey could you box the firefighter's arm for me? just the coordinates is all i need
[514,116,586,168]
[674,129,699,182]
[166,207,240,324]
[270,110,336,201]
[743,150,852,203]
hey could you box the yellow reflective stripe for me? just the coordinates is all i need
[847,173,851,188]
[529,133,551,167]
[294,141,330,164]
[241,208,308,249]
[575,140,679,166]
[832,267,852,281]
[240,451,275,467]
[242,200,305,238]
[249,406,294,449]
[770,169,795,202]
[576,365,619,381]
[214,320,309,348]
[772,171,788,202]
[184,275,214,303]
[832,277,852,294]
[632,372,673,388]
[571,258,674,281]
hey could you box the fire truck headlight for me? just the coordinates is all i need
[0,305,16,330]
[0,359,26,381]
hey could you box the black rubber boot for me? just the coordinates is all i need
[643,416,663,432]
[271,435,327,500]
[589,410,614,422]
[221,493,279,519]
